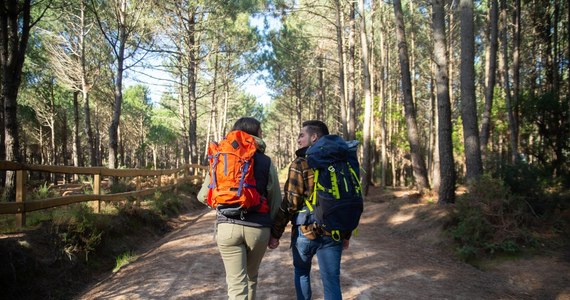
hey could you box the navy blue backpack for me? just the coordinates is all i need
[305,135,363,241]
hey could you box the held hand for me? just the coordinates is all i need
[268,237,280,249]
[342,239,350,250]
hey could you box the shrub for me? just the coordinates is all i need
[52,204,103,262]
[448,175,536,261]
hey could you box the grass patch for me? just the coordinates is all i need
[113,251,138,273]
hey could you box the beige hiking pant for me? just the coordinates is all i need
[216,223,270,300]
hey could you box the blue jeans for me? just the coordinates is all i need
[292,226,343,300]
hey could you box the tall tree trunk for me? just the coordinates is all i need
[80,0,96,167]
[187,11,199,164]
[72,91,81,170]
[61,109,69,182]
[83,90,96,166]
[379,8,387,188]
[347,1,356,140]
[317,55,325,121]
[335,0,348,137]
[105,0,130,176]
[447,2,455,107]
[430,62,441,191]
[358,0,372,195]
[480,0,499,154]
[433,0,456,204]
[552,0,559,96]
[178,72,189,164]
[512,0,521,152]
[392,0,430,191]
[499,0,518,162]
[108,43,125,172]
[211,51,219,141]
[0,0,32,201]
[460,0,483,181]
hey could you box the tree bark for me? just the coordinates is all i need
[72,91,81,170]
[0,0,32,201]
[392,0,430,191]
[335,0,348,138]
[499,0,518,162]
[460,0,483,181]
[187,11,199,164]
[432,0,456,204]
[358,0,372,195]
[480,0,499,154]
[347,0,356,140]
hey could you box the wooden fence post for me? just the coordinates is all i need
[15,170,26,228]
[94,174,101,213]
[136,176,141,206]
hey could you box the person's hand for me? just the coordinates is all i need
[342,239,350,250]
[268,236,280,249]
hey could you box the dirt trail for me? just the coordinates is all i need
[76,189,570,300]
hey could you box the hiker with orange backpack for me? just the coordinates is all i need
[197,117,282,300]
[269,120,363,300]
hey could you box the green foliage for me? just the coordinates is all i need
[518,92,569,175]
[33,182,53,200]
[109,181,134,194]
[448,175,536,261]
[52,204,103,262]
[491,160,570,218]
[149,191,184,218]
[113,251,138,273]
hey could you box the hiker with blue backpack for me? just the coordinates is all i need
[269,120,363,300]
[197,117,282,300]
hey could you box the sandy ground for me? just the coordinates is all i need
[76,188,570,300]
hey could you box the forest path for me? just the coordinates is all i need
[76,187,570,300]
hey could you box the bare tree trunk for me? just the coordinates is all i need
[317,55,325,121]
[358,0,372,195]
[392,0,430,191]
[0,0,33,201]
[178,73,189,164]
[187,11,199,164]
[499,0,518,162]
[430,62,441,191]
[379,8,387,188]
[433,0,456,204]
[79,0,96,167]
[347,1,356,140]
[335,0,348,137]
[460,0,483,181]
[448,2,455,107]
[480,0,499,154]
[548,0,560,94]
[513,0,521,153]
[61,110,69,182]
[72,91,81,180]
[211,52,219,142]
[221,76,229,137]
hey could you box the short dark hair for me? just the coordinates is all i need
[232,117,261,137]
[302,120,329,138]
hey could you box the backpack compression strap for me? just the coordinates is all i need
[208,154,220,189]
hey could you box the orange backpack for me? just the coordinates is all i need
[206,130,269,218]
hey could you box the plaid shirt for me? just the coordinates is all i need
[271,147,314,239]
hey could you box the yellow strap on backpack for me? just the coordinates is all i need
[328,166,340,199]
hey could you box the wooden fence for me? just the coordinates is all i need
[0,161,207,228]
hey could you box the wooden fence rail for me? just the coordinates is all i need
[0,161,207,228]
